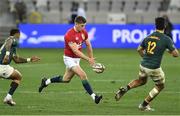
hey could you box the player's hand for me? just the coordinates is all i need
[30,56,40,62]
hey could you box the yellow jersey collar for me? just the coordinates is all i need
[156,29,164,33]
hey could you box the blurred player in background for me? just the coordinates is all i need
[163,14,174,39]
[0,29,40,106]
[38,16,102,104]
[115,17,179,111]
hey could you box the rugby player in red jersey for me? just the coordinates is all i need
[38,16,102,104]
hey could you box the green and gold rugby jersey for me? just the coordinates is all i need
[140,31,176,69]
[0,36,18,64]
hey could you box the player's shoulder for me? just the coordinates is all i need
[7,36,13,40]
[164,34,171,40]
[65,28,74,37]
[5,36,13,43]
[66,28,74,34]
[144,32,155,39]
[81,29,88,38]
[162,33,172,41]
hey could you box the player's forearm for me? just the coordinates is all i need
[138,50,144,57]
[137,47,144,57]
[73,50,89,61]
[87,46,93,58]
[171,49,179,57]
[13,56,30,63]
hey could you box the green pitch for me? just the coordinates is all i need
[0,49,179,115]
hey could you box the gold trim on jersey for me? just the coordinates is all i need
[156,29,164,33]
[149,36,160,40]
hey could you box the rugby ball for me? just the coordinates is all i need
[92,63,105,73]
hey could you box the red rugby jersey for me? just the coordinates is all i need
[64,27,88,58]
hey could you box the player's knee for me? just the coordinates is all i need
[141,81,147,85]
[79,74,87,80]
[156,84,165,91]
[63,73,73,82]
[16,73,22,81]
[62,78,71,83]
[160,84,165,90]
[63,80,70,83]
[10,70,22,81]
[13,75,22,82]
[140,79,147,85]
[18,75,22,81]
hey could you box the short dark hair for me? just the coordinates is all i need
[155,17,165,30]
[74,16,86,24]
[10,28,20,36]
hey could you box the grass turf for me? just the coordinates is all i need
[0,48,179,115]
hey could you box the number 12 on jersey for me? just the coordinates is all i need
[147,41,156,54]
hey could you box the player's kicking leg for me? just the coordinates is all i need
[71,65,102,104]
[38,68,74,93]
[115,86,129,101]
[38,75,70,93]
[115,77,147,101]
[4,69,22,106]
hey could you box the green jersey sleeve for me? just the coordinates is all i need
[140,38,146,48]
[166,37,176,52]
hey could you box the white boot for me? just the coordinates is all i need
[3,94,16,106]
[138,104,155,111]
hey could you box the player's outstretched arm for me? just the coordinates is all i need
[169,49,179,57]
[85,39,94,59]
[68,42,94,65]
[13,55,40,63]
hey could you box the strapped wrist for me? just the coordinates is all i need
[27,58,31,62]
[6,51,10,56]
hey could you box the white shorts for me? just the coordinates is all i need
[139,65,165,85]
[0,65,14,78]
[63,56,80,69]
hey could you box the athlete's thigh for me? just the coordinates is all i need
[63,68,75,81]
[150,68,165,85]
[63,56,80,69]
[139,65,148,81]
[71,65,87,80]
